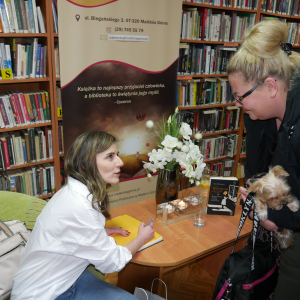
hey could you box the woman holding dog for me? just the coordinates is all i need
[227,20,300,299]
[11,131,154,300]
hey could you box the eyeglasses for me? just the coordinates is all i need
[233,80,265,106]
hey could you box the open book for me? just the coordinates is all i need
[105,214,163,251]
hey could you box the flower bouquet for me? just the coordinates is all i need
[143,107,206,186]
[143,108,206,224]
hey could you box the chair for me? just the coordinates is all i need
[0,191,106,296]
[0,191,47,230]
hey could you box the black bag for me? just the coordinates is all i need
[213,193,278,300]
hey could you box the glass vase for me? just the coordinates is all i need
[155,168,180,205]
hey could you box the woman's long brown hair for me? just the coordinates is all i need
[64,131,117,217]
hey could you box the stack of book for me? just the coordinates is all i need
[0,90,51,128]
[0,0,45,33]
[205,158,235,177]
[0,163,55,196]
[0,127,53,170]
[176,78,234,106]
[183,0,233,6]
[199,134,239,161]
[180,8,256,42]
[178,44,237,75]
[0,38,47,79]
[178,107,241,133]
[261,0,300,15]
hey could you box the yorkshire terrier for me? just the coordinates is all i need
[248,165,299,249]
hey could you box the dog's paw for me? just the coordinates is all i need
[287,199,300,212]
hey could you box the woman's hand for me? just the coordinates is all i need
[124,222,154,255]
[241,187,279,231]
[137,222,154,244]
[239,187,249,203]
[105,227,130,237]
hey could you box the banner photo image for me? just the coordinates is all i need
[58,0,182,181]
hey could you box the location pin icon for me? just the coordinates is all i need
[75,14,80,21]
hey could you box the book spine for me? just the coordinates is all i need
[30,38,37,78]
[0,0,10,33]
[33,93,41,122]
[26,0,34,32]
[22,138,27,163]
[2,96,12,126]
[4,135,14,165]
[19,92,30,123]
[4,0,15,32]
[28,93,37,122]
[28,128,36,162]
[24,0,30,32]
[50,165,55,193]
[48,129,52,158]
[19,0,27,32]
[14,93,25,124]
[1,138,10,169]
[35,43,40,77]
[13,0,23,32]
[0,98,9,126]
[31,0,37,33]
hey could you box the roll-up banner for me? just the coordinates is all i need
[58,0,182,209]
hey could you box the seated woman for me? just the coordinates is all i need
[11,131,154,300]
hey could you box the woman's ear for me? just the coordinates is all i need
[265,78,278,98]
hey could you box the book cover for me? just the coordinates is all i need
[106,214,163,252]
[207,176,239,216]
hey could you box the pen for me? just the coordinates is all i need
[145,218,154,226]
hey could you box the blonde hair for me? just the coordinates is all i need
[227,20,300,86]
[65,131,117,217]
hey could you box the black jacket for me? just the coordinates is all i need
[267,68,300,230]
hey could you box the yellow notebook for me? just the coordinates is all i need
[105,214,163,251]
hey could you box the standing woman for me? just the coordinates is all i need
[227,20,300,299]
[11,131,154,300]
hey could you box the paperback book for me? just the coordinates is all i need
[105,214,163,251]
[207,176,239,216]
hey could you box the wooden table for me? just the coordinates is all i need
[110,198,252,299]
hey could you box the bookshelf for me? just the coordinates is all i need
[178,0,300,180]
[0,0,59,198]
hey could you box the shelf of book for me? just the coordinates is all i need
[179,102,236,109]
[183,1,258,12]
[0,78,50,84]
[0,33,48,37]
[3,158,53,170]
[0,122,51,132]
[204,154,235,163]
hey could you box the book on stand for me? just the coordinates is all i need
[207,176,239,216]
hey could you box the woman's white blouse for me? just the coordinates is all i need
[11,176,132,300]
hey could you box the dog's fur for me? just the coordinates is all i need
[248,165,299,249]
